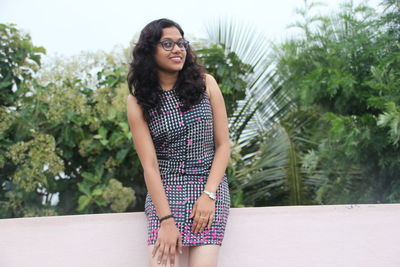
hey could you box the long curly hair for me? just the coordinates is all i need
[127,18,206,123]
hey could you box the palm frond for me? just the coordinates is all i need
[205,18,295,149]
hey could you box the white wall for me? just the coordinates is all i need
[1,204,399,267]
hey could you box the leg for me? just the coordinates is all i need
[148,244,188,267]
[188,245,220,267]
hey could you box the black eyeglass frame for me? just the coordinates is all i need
[158,40,190,51]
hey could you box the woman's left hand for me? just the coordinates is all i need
[189,192,216,233]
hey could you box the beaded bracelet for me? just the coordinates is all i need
[159,214,174,223]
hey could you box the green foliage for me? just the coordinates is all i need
[6,134,64,192]
[274,0,400,204]
[238,109,321,206]
[0,25,138,218]
[2,0,399,218]
[377,102,400,145]
[278,3,380,115]
[0,23,46,107]
[102,178,136,212]
[203,18,300,206]
[197,43,252,116]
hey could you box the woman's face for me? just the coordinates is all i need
[154,26,187,75]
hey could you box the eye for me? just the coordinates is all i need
[179,41,189,49]
[162,40,173,48]
[176,41,185,48]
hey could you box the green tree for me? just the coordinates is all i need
[203,18,306,207]
[0,25,138,218]
[196,43,252,116]
[274,0,400,204]
[0,23,45,107]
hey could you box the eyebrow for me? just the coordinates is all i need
[160,37,184,42]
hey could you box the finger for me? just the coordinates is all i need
[152,240,160,257]
[170,245,176,266]
[161,245,170,267]
[191,220,197,233]
[199,219,208,233]
[192,214,200,232]
[191,212,199,231]
[157,243,165,265]
[177,235,183,254]
[194,215,205,233]
[195,220,204,233]
[189,204,197,219]
[207,214,214,229]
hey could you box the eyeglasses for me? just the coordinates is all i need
[159,40,189,51]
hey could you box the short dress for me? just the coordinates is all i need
[144,87,231,246]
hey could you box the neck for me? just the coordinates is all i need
[158,70,179,90]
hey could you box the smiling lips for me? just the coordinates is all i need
[170,56,183,63]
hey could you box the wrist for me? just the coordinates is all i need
[204,186,217,193]
[160,217,175,226]
[159,213,174,224]
[203,190,216,201]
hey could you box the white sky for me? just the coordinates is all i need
[1,0,381,57]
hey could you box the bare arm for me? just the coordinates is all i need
[126,94,172,220]
[203,73,231,193]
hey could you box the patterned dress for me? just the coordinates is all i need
[144,87,231,246]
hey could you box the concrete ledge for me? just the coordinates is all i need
[1,204,399,266]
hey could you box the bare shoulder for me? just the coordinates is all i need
[204,73,219,100]
[127,93,139,108]
[204,73,227,112]
[126,94,143,116]
[126,93,146,131]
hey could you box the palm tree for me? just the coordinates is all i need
[203,17,315,207]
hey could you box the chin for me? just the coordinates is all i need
[169,66,184,72]
[159,63,185,74]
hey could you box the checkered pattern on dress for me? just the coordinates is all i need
[144,87,231,246]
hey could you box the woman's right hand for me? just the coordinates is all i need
[152,219,183,267]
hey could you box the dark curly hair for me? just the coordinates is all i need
[127,18,206,123]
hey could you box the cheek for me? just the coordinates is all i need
[154,53,167,68]
[154,47,166,60]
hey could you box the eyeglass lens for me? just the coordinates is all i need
[160,40,188,50]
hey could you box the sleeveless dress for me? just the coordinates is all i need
[144,88,231,246]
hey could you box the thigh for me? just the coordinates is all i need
[148,244,184,267]
[188,245,220,267]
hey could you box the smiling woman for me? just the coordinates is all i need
[126,18,231,267]
[154,28,187,75]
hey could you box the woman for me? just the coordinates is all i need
[126,18,231,267]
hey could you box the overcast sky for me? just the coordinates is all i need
[1,0,381,57]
